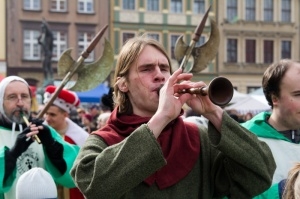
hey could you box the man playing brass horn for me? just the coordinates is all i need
[71,36,275,199]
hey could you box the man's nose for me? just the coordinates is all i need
[154,67,165,82]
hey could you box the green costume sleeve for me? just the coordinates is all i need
[205,113,276,198]
[43,127,80,188]
[0,147,15,193]
[252,183,279,199]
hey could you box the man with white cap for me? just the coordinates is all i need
[0,76,80,199]
[43,85,88,199]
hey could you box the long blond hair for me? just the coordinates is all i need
[113,35,171,114]
[282,162,300,199]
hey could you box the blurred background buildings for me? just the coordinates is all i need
[0,0,6,79]
[2,0,299,93]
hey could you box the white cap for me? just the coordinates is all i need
[16,167,57,199]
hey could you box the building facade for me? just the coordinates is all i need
[0,0,6,78]
[216,0,300,93]
[110,0,300,93]
[6,0,109,87]
[5,0,300,93]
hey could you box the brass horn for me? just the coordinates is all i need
[179,77,233,106]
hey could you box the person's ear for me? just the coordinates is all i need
[64,111,70,118]
[271,94,279,105]
[117,77,128,92]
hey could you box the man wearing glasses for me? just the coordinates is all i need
[0,76,79,199]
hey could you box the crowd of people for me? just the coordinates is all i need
[225,109,254,123]
[0,34,299,199]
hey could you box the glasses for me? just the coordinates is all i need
[5,94,31,103]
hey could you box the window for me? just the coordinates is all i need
[245,0,255,21]
[264,40,273,63]
[193,0,205,14]
[123,0,135,10]
[78,0,94,13]
[281,40,291,59]
[52,31,67,61]
[78,32,94,62]
[50,0,67,12]
[264,0,273,22]
[246,39,256,63]
[147,0,159,11]
[170,35,180,59]
[122,32,135,44]
[227,0,238,22]
[281,0,291,22]
[147,33,160,41]
[247,86,260,94]
[227,39,237,62]
[23,0,41,10]
[23,30,41,60]
[170,0,182,13]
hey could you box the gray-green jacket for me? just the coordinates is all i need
[71,113,276,199]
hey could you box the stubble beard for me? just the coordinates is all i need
[8,108,30,124]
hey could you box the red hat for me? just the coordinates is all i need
[44,85,80,113]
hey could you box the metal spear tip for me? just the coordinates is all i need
[193,5,211,42]
[81,24,109,59]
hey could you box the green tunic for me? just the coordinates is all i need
[241,112,300,199]
[71,113,276,199]
[0,126,80,199]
